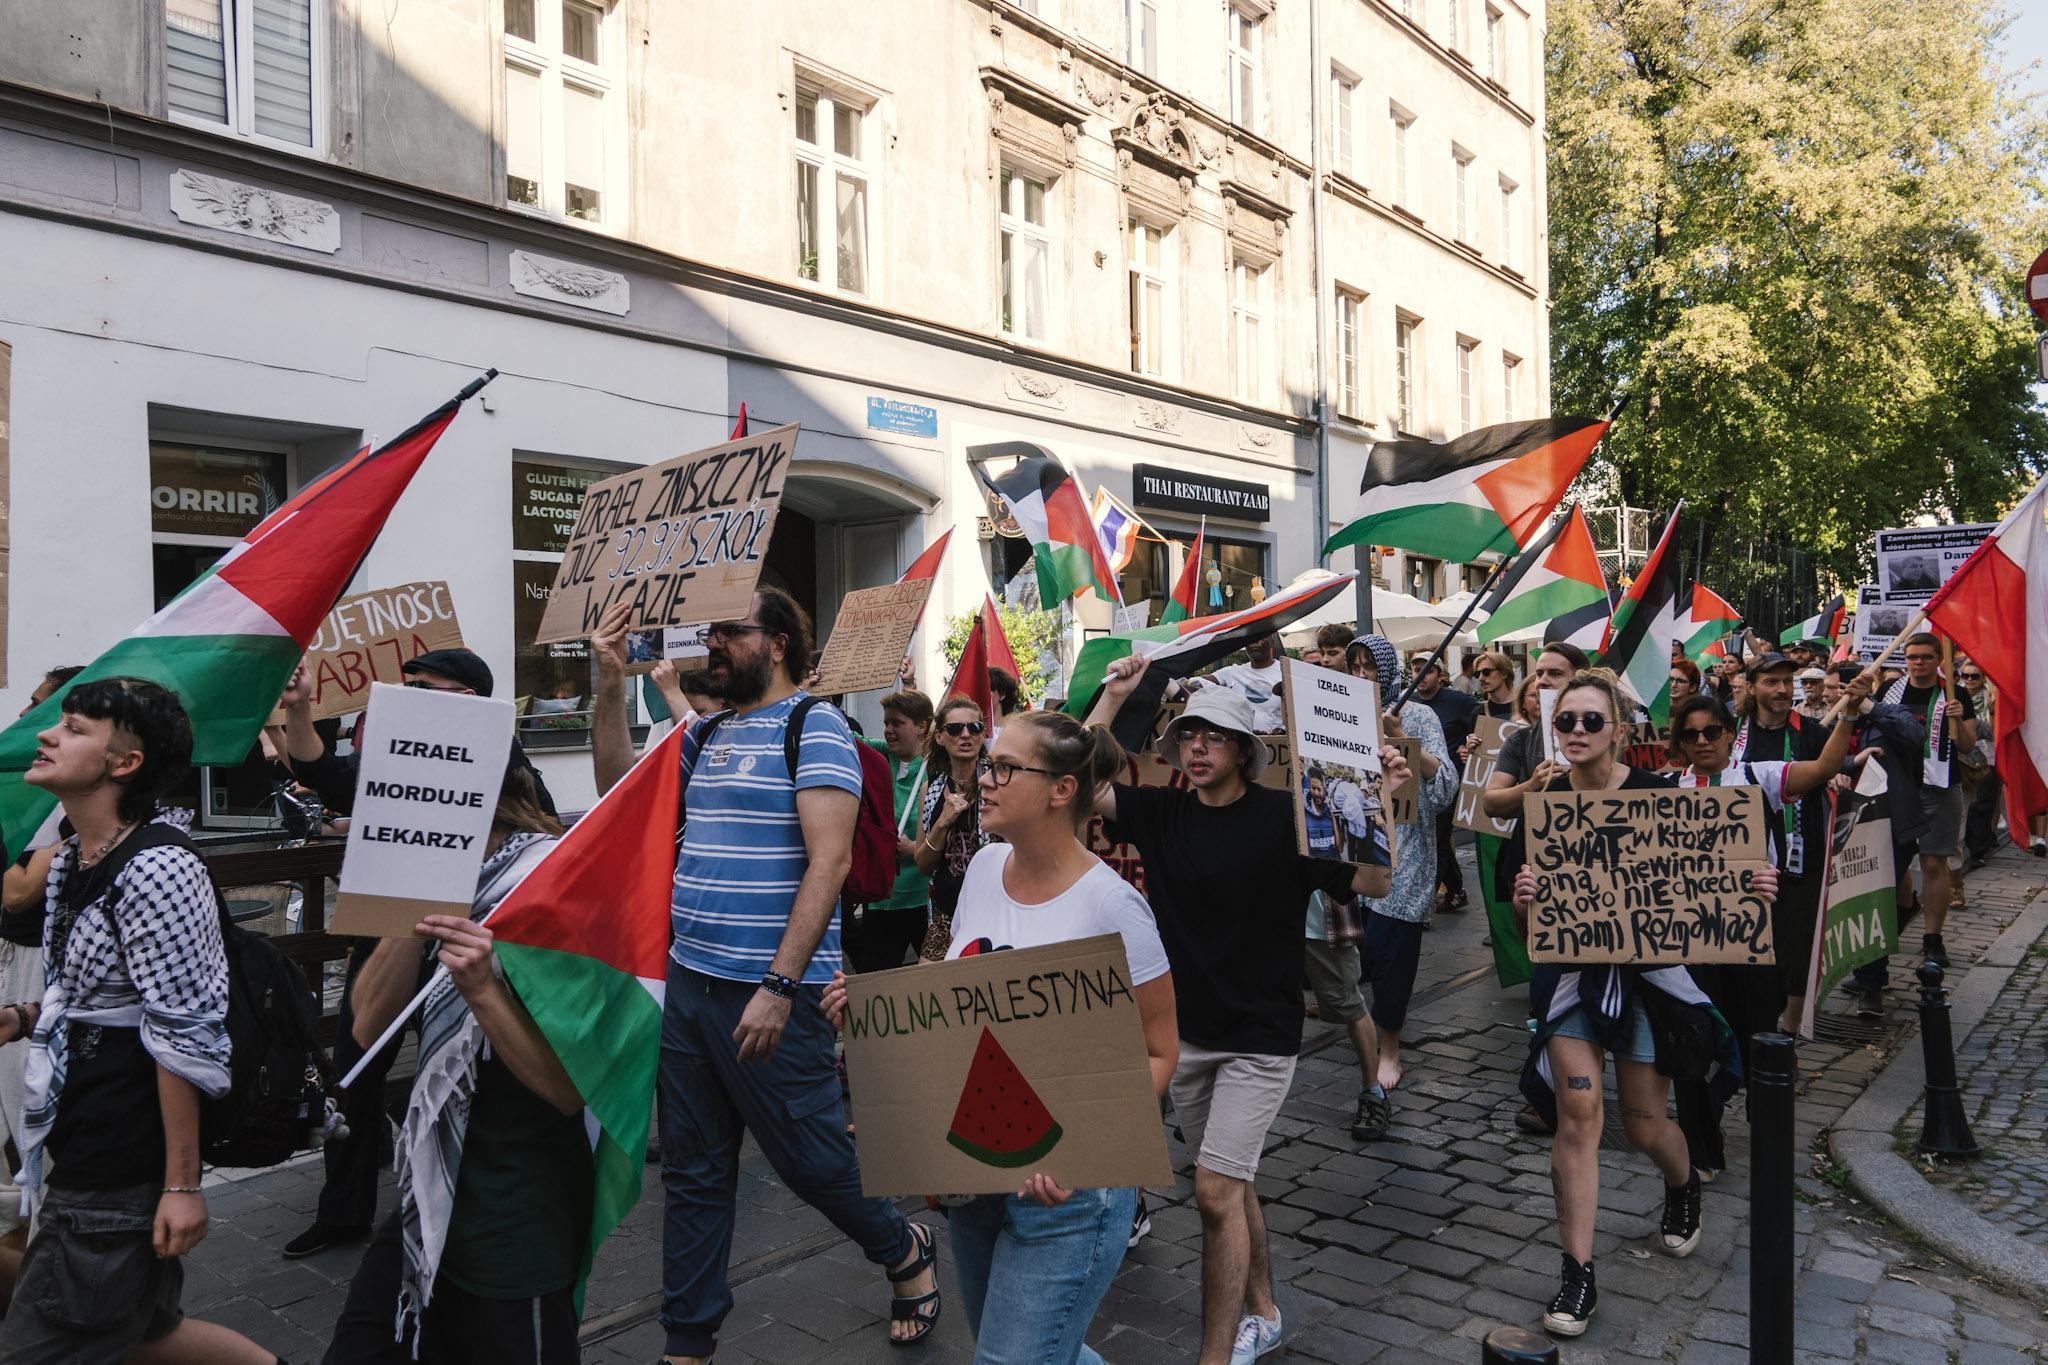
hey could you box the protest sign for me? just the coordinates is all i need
[1524,784,1773,965]
[533,423,798,644]
[1851,586,1910,663]
[295,581,465,722]
[1873,523,1995,604]
[842,935,1174,1197]
[1454,715,1521,838]
[624,624,710,676]
[332,683,515,936]
[812,579,936,696]
[1538,689,1559,765]
[1088,702,1289,893]
[1799,762,1897,1036]
[1386,736,1420,825]
[1620,717,1670,773]
[1112,603,1150,634]
[1284,658,1393,897]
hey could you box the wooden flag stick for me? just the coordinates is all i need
[1816,605,1928,726]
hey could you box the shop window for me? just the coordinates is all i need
[1117,530,1268,623]
[512,455,642,746]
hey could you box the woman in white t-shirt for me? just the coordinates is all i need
[826,710,1176,1365]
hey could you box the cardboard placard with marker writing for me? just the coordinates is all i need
[812,578,935,696]
[1284,658,1394,898]
[1453,716,1521,838]
[294,581,465,722]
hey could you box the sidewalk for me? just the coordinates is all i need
[183,842,2048,1363]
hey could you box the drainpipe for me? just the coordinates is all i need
[1308,0,1332,582]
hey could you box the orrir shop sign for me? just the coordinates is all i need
[148,445,281,538]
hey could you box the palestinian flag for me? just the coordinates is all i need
[1064,573,1355,749]
[945,610,995,721]
[899,529,952,583]
[730,403,749,439]
[971,444,1119,604]
[1601,505,1685,727]
[1160,517,1207,625]
[0,383,479,861]
[981,596,1021,682]
[1682,584,1742,663]
[1324,417,1610,563]
[488,725,682,1308]
[1476,505,1608,648]
[1779,596,1845,647]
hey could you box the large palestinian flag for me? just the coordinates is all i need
[1476,505,1607,649]
[0,385,479,861]
[1324,417,1610,563]
[971,444,1119,605]
[1601,505,1685,727]
[1779,596,1845,647]
[489,724,682,1309]
[1682,584,1742,663]
[1160,517,1208,625]
[1064,573,1355,749]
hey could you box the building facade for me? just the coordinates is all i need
[0,0,1548,812]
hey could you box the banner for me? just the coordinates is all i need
[1284,658,1394,897]
[1088,702,1289,893]
[534,423,797,644]
[1873,523,1996,604]
[297,581,465,721]
[812,579,935,696]
[1454,715,1521,837]
[842,935,1174,1197]
[1523,784,1773,965]
[1799,763,1898,1035]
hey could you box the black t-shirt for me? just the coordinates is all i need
[1106,783,1354,1056]
[1735,716,1829,889]
[1417,687,1480,757]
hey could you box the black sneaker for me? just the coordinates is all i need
[1351,1088,1392,1141]
[1923,934,1950,970]
[1659,1169,1703,1257]
[1542,1255,1596,1336]
[1127,1194,1151,1249]
[1854,985,1884,1019]
[282,1221,369,1260]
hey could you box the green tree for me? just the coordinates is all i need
[1548,0,2048,591]
[940,604,1067,703]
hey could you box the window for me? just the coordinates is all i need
[1390,106,1414,209]
[1128,0,1159,76]
[999,167,1053,341]
[165,0,319,151]
[1230,257,1269,403]
[1335,288,1364,419]
[1498,176,1518,270]
[1395,0,1416,18]
[794,82,873,294]
[1394,313,1419,432]
[1453,147,1474,241]
[513,455,643,746]
[1119,532,1270,621]
[1445,0,1462,51]
[1486,5,1505,82]
[1405,555,1442,601]
[1502,353,1520,421]
[1228,7,1261,133]
[1128,220,1169,376]
[1456,337,1476,433]
[1330,67,1357,176]
[504,0,612,222]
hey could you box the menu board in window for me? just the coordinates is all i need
[514,459,619,554]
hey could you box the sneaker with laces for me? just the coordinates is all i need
[1127,1194,1151,1250]
[1351,1087,1392,1141]
[1542,1255,1596,1336]
[1228,1310,1283,1364]
[1659,1169,1703,1257]
[1854,985,1884,1019]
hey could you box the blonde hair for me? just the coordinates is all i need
[1557,667,1629,761]
[1006,711,1126,828]
[1475,650,1517,685]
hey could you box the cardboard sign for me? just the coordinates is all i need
[1852,587,1911,664]
[1799,763,1897,1036]
[1386,736,1420,825]
[812,578,936,696]
[1088,702,1289,894]
[624,624,710,676]
[1620,717,1671,773]
[533,423,798,645]
[1523,784,1774,965]
[1873,523,1995,604]
[1284,658,1394,897]
[1454,715,1522,838]
[842,935,1174,1197]
[297,581,466,722]
[332,684,516,936]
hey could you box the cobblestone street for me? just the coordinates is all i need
[183,842,2048,1364]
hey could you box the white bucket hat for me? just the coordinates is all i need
[1161,687,1270,781]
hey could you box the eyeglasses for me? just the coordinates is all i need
[982,759,1057,787]
[1177,727,1238,748]
[942,721,986,738]
[1676,724,1727,744]
[705,621,767,643]
[404,678,471,693]
[1552,710,1609,735]
[1903,653,1940,665]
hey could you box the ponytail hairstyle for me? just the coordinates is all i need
[1007,711,1126,828]
[1556,667,1628,764]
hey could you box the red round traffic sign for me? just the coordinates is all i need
[2028,247,2048,323]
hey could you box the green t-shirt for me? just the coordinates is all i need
[863,735,931,911]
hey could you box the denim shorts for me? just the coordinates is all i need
[0,1182,182,1363]
[1548,1000,1655,1064]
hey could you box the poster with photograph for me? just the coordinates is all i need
[1873,524,1994,603]
[1283,657,1393,899]
[624,624,711,676]
[1849,584,1905,663]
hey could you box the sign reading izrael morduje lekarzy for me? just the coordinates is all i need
[842,935,1173,1198]
[331,683,515,937]
[533,424,797,645]
[1129,462,1271,522]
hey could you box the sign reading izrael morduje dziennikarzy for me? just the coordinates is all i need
[1524,784,1773,966]
[331,684,515,937]
[1283,658,1394,899]
[533,424,798,645]
[1872,523,1996,604]
[299,581,465,722]
[842,935,1173,1198]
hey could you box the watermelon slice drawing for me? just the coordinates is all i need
[945,1027,1065,1168]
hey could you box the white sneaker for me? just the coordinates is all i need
[1229,1310,1283,1364]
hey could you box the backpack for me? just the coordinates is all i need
[682,697,901,907]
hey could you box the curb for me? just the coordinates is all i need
[1829,865,2048,1305]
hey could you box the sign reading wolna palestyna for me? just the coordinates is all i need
[1131,462,1271,522]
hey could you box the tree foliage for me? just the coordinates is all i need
[1548,0,2048,589]
[940,603,1068,703]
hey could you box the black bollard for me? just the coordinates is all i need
[1482,1325,1558,1363]
[1749,1032,1797,1365]
[1915,959,1981,1158]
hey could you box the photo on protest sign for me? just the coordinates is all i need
[1283,658,1393,898]
[1873,524,1995,604]
[533,423,798,645]
[1454,715,1522,838]
[623,624,710,676]
[811,578,936,696]
[1849,585,1903,663]
[1799,763,1897,1036]
[842,935,1173,1197]
[332,683,516,937]
[295,581,465,722]
[1524,784,1773,966]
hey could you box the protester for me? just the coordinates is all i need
[846,690,933,973]
[1669,659,1701,711]
[323,766,584,1364]
[1796,667,1828,720]
[1408,650,1479,916]
[1,678,276,1364]
[1202,631,1286,734]
[1881,634,1976,967]
[1087,656,1411,1365]
[1475,644,1587,989]
[988,666,1026,725]
[1452,655,1482,696]
[826,711,1177,1364]
[1469,650,1518,740]
[1508,669,1772,1338]
[1303,623,1355,671]
[912,695,992,960]
[1957,658,2000,893]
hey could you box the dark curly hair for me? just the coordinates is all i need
[59,677,194,824]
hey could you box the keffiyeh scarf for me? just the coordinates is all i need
[1880,678,1952,788]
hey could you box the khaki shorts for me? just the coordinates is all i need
[1302,940,1366,1024]
[1168,1046,1296,1182]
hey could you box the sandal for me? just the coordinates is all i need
[887,1220,941,1346]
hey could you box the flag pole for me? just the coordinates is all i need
[1392,555,1513,711]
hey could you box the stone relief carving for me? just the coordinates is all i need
[1005,368,1069,408]
[1124,93,1216,171]
[508,250,631,315]
[1133,399,1182,433]
[169,169,339,253]
[1074,70,1118,110]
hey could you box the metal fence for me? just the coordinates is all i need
[1585,504,1826,641]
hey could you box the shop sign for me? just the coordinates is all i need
[1131,463,1270,522]
[148,444,282,538]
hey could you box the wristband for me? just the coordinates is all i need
[161,1186,202,1195]
[759,971,798,1000]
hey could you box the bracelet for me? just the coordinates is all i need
[759,971,798,1000]
[162,1186,202,1195]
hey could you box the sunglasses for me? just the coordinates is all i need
[1960,672,1983,681]
[1476,666,1502,678]
[942,721,986,738]
[1552,710,1609,735]
[1676,724,1727,744]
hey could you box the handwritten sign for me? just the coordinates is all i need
[331,684,515,937]
[1284,658,1393,897]
[533,423,798,645]
[1523,785,1773,965]
[1386,736,1420,825]
[624,624,710,676]
[842,935,1173,1197]
[812,579,936,696]
[1088,702,1289,894]
[1454,716,1521,837]
[298,581,465,722]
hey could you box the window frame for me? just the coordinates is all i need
[502,0,618,227]
[998,162,1058,343]
[1456,336,1477,434]
[1227,4,1262,134]
[792,75,879,297]
[1335,286,1366,420]
[1452,145,1475,243]
[1330,64,1359,178]
[1389,103,1415,210]
[1229,254,1271,404]
[1497,174,1518,271]
[1127,217,1173,379]
[164,0,328,157]
[1502,352,1520,422]
[1127,0,1160,76]
[1394,311,1421,434]
[1485,4,1505,83]
[1444,0,1463,52]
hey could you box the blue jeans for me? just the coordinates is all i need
[945,1186,1135,1365]
[657,963,912,1358]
